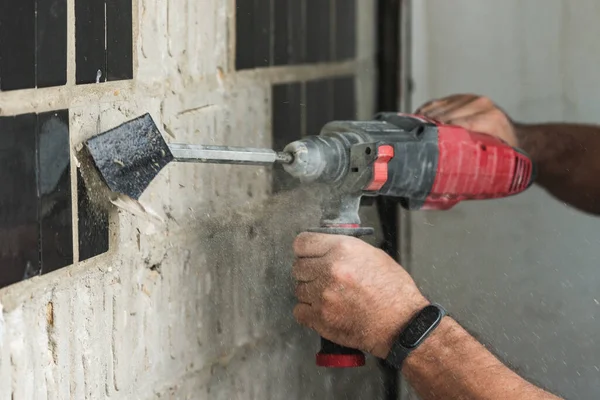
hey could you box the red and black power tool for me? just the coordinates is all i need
[83,111,536,369]
[282,112,536,368]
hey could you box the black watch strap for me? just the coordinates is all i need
[385,303,447,370]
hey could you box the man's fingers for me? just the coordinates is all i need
[414,99,437,114]
[415,94,477,115]
[293,256,331,282]
[293,232,339,258]
[424,96,477,120]
[421,95,480,120]
[433,97,495,123]
[446,111,499,135]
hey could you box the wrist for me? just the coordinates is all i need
[513,122,549,171]
[402,317,504,377]
[372,294,431,359]
[513,122,534,152]
[403,316,455,368]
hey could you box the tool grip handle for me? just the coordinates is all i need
[307,225,373,368]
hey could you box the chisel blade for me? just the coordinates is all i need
[83,113,292,200]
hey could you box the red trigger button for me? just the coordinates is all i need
[365,145,394,191]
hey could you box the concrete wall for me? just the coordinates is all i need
[0,1,385,399]
[405,1,600,399]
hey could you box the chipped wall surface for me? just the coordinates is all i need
[0,0,382,399]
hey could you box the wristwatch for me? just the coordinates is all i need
[385,303,447,369]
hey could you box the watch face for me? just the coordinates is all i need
[398,305,443,348]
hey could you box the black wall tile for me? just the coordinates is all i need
[106,0,133,81]
[272,83,303,149]
[235,0,255,70]
[288,0,305,64]
[77,169,109,262]
[76,0,107,84]
[0,108,113,288]
[236,0,360,69]
[37,0,68,88]
[0,114,39,288]
[272,83,302,193]
[272,0,289,66]
[332,76,356,120]
[334,0,356,61]
[305,0,331,64]
[253,0,271,68]
[236,0,355,69]
[306,78,333,136]
[0,0,36,91]
[38,110,73,274]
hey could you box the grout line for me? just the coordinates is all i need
[35,113,42,275]
[240,59,363,83]
[0,58,368,117]
[67,0,81,262]
[70,109,80,264]
[226,0,236,73]
[66,0,76,86]
[0,81,134,117]
[131,0,139,80]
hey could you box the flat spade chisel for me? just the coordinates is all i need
[83,113,292,200]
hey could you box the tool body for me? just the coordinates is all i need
[84,112,536,368]
[283,112,535,214]
[279,112,535,367]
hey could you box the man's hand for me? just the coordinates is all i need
[292,232,429,359]
[416,94,519,147]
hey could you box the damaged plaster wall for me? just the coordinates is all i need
[0,0,383,399]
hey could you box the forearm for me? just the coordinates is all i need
[402,318,561,400]
[515,123,600,215]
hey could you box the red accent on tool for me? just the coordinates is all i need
[316,353,366,368]
[365,145,394,191]
[325,223,360,228]
[421,124,534,210]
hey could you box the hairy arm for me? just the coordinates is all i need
[292,233,562,400]
[416,94,600,215]
[403,317,561,400]
[516,123,600,215]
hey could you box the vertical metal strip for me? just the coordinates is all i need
[375,0,403,399]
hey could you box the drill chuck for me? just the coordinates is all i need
[282,139,326,182]
[283,135,350,184]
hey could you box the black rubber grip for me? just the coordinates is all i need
[307,225,372,368]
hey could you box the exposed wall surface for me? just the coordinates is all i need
[405,1,600,399]
[0,0,384,399]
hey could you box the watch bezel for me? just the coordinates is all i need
[397,304,445,349]
[385,303,447,370]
